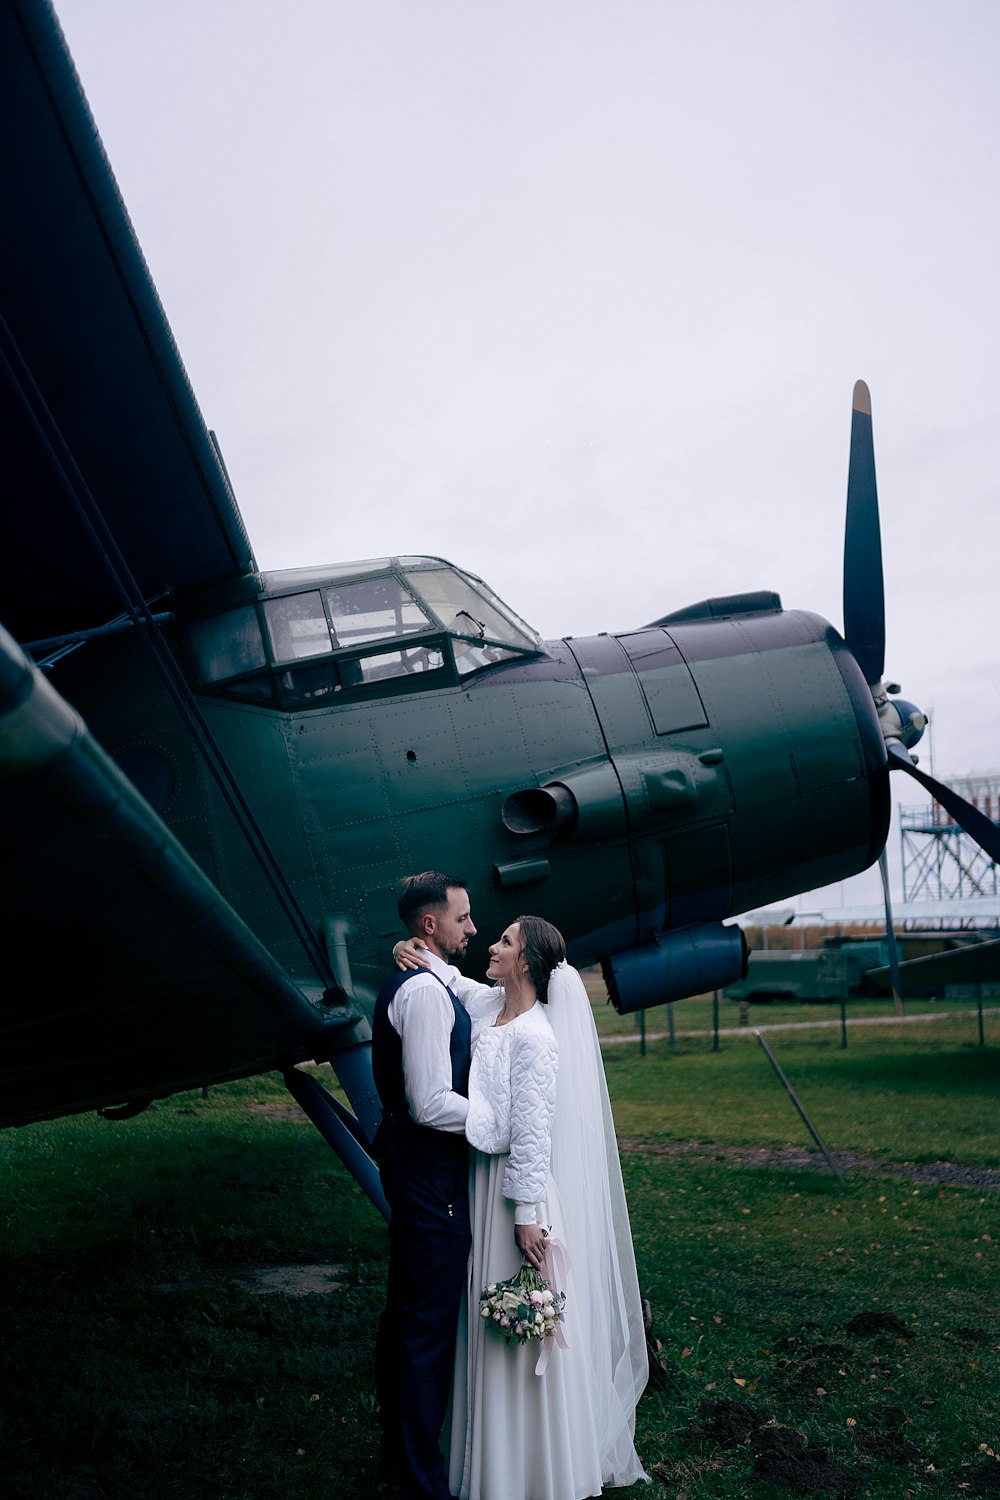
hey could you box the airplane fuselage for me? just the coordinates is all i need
[51,558,888,1004]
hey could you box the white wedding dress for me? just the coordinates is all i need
[447,965,648,1500]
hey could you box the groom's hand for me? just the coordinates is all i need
[515,1223,547,1270]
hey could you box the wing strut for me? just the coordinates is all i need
[284,1069,389,1220]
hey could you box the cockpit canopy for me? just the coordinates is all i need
[187,557,540,707]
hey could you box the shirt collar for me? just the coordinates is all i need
[424,949,462,986]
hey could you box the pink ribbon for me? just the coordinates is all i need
[534,1235,571,1376]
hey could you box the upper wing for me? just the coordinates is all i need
[0,0,254,644]
[0,5,379,1134]
[0,624,355,1127]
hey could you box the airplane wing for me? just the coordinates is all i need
[869,939,1000,998]
[0,624,355,1127]
[0,0,255,645]
[0,2,381,1152]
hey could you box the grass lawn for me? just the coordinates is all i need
[0,1010,997,1499]
[600,1018,1000,1166]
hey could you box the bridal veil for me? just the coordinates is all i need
[545,962,649,1485]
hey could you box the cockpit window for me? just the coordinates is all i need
[279,660,340,702]
[188,604,266,683]
[406,566,536,650]
[355,644,446,683]
[325,576,431,646]
[452,642,524,676]
[190,557,541,705]
[264,591,332,661]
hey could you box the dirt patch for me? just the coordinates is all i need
[685,1401,854,1496]
[156,1263,345,1296]
[773,1336,854,1399]
[778,1358,843,1398]
[845,1311,914,1339]
[754,1425,853,1497]
[686,1396,769,1446]
[872,1405,907,1429]
[226,1263,346,1296]
[617,1138,1000,1189]
[246,1098,309,1122]
[856,1430,919,1463]
[969,1457,1000,1495]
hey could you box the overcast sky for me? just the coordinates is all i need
[55,0,1000,912]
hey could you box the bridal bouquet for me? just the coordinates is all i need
[480,1264,566,1346]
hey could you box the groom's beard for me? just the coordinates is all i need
[439,939,469,965]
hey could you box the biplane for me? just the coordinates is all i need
[3,0,997,1214]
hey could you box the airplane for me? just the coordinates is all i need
[870,936,1000,999]
[3,0,998,1216]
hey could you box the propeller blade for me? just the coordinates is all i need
[843,380,886,686]
[877,848,905,1015]
[888,742,1000,864]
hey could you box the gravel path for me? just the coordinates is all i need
[602,1006,999,1045]
[618,1138,1000,1188]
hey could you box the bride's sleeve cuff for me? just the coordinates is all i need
[513,1201,545,1226]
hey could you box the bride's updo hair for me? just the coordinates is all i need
[516,915,566,1004]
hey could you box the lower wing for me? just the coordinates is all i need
[0,624,359,1127]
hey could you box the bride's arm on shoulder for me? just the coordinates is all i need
[390,940,496,1014]
[391,937,431,971]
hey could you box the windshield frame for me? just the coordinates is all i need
[187,557,541,707]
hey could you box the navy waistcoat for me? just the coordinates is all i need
[372,966,472,1166]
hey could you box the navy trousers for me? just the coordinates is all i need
[375,1127,471,1500]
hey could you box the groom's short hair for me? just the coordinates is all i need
[397,871,467,932]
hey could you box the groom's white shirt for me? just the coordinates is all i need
[387,950,472,1133]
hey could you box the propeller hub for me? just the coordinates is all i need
[872,683,926,750]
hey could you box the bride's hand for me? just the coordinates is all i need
[515,1222,548,1271]
[393,937,431,971]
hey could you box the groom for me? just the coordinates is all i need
[372,871,477,1500]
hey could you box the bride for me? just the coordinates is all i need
[394,915,648,1500]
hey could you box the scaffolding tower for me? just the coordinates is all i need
[900,772,1000,906]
